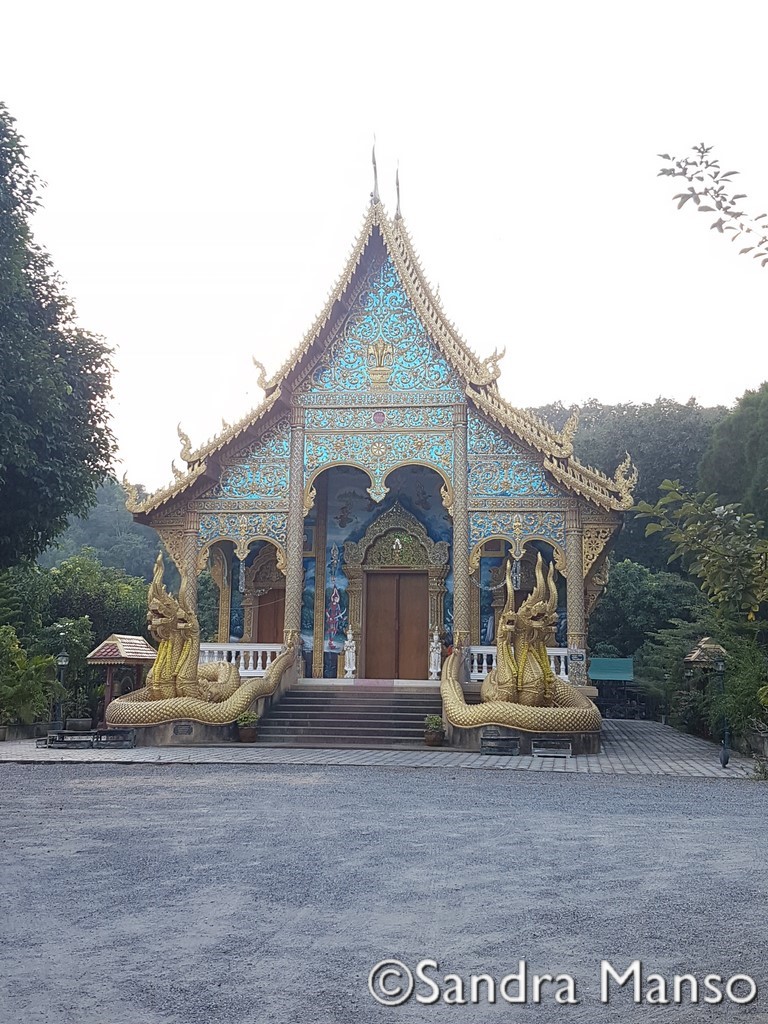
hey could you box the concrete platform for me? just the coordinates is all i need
[0,720,757,778]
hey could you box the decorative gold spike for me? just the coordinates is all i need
[177,423,192,462]
[252,357,268,391]
[612,453,638,510]
[122,474,143,513]
[560,406,580,458]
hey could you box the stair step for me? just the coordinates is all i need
[257,682,445,748]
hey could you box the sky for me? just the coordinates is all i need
[3,0,768,490]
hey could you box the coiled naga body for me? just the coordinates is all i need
[442,553,601,734]
[106,553,297,727]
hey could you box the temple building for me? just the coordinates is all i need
[125,180,635,688]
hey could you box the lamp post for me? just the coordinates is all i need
[714,655,729,769]
[54,649,69,730]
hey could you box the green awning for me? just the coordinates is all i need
[589,657,634,681]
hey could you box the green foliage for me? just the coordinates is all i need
[31,616,95,691]
[658,144,768,266]
[42,552,148,642]
[589,560,707,657]
[634,614,718,720]
[39,478,164,581]
[424,714,444,732]
[699,382,768,527]
[0,103,114,566]
[636,481,768,619]
[670,688,713,739]
[65,687,93,721]
[531,399,727,569]
[708,639,768,740]
[237,712,259,726]
[0,624,57,724]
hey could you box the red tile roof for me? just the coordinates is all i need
[87,634,157,665]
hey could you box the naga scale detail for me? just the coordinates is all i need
[441,553,602,733]
[105,554,297,727]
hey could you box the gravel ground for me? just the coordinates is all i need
[1,763,767,1024]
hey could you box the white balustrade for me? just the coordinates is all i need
[467,646,569,682]
[199,643,282,677]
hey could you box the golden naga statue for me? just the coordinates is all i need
[441,553,601,733]
[106,553,298,727]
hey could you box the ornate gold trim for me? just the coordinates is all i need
[196,535,286,575]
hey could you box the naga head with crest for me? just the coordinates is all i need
[147,552,197,644]
[498,551,559,646]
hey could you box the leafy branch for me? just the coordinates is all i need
[658,143,768,266]
[635,481,768,619]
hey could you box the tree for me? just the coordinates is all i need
[41,551,148,644]
[636,481,768,620]
[0,625,57,725]
[39,478,164,581]
[0,103,114,567]
[699,382,768,526]
[658,144,768,266]
[531,398,727,568]
[589,560,707,657]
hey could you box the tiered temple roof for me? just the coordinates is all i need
[127,196,636,518]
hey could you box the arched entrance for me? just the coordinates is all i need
[344,503,449,679]
[241,543,286,644]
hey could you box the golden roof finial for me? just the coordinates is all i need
[395,164,401,220]
[371,140,380,204]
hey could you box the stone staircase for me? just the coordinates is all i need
[257,682,444,748]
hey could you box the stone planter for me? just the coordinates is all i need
[65,718,93,733]
[424,729,444,747]
[238,726,258,743]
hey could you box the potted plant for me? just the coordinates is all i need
[237,711,259,743]
[424,714,445,747]
[65,688,93,732]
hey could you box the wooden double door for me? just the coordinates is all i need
[257,589,285,644]
[364,571,428,679]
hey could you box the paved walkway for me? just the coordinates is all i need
[0,720,756,777]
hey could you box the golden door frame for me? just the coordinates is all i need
[342,502,449,676]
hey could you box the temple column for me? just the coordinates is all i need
[209,544,233,642]
[284,405,305,642]
[452,404,471,655]
[180,510,199,614]
[565,505,587,685]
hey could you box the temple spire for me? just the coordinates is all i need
[395,165,401,220]
[371,142,380,204]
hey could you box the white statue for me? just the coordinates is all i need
[429,630,441,680]
[343,627,356,679]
